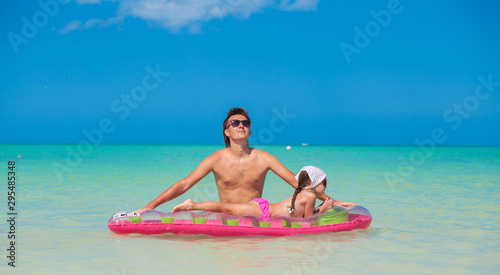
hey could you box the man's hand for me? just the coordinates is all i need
[333,200,357,207]
[131,206,153,214]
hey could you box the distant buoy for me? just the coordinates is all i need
[286,146,291,150]
[17,155,21,158]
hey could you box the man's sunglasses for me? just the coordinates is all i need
[226,120,250,128]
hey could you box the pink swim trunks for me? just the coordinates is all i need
[252,198,270,218]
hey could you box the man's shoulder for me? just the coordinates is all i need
[198,148,225,164]
[208,148,228,158]
[250,148,273,158]
[251,148,280,164]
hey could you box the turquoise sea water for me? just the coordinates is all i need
[0,144,499,274]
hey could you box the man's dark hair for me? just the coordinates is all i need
[223,107,251,148]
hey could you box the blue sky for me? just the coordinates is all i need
[2,0,499,146]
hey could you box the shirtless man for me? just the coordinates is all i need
[171,166,336,218]
[133,107,351,213]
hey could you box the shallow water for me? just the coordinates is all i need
[1,144,499,274]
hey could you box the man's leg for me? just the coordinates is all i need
[172,199,261,216]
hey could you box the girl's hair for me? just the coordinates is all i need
[287,170,311,217]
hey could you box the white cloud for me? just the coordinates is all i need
[74,0,114,4]
[83,18,101,29]
[119,0,258,31]
[279,0,319,11]
[58,18,116,34]
[188,23,202,34]
[60,0,320,34]
[59,20,83,35]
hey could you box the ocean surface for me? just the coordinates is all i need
[0,144,499,274]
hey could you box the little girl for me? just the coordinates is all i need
[172,166,334,218]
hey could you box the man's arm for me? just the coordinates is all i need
[315,191,356,207]
[263,151,356,207]
[132,154,216,213]
[266,152,338,201]
[264,152,298,188]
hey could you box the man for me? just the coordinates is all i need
[133,107,352,213]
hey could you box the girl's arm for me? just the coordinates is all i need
[315,197,334,214]
[303,192,318,217]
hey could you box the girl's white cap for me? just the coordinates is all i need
[295,166,326,189]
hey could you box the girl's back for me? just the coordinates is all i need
[269,190,316,218]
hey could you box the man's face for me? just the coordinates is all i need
[225,114,251,140]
